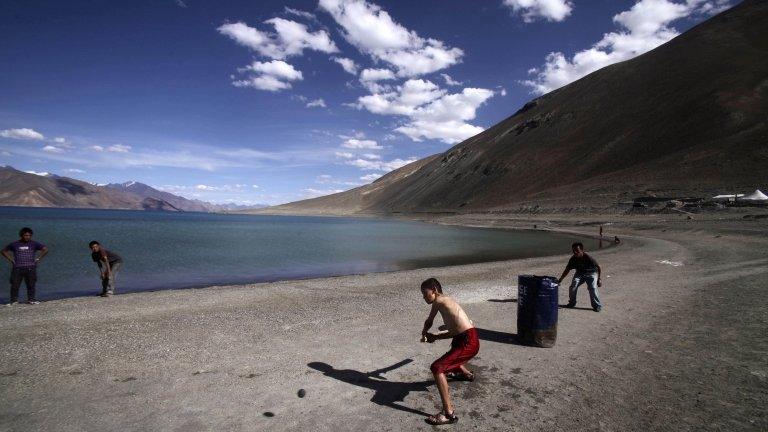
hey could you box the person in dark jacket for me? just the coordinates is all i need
[89,241,123,297]
[2,227,48,305]
[558,242,603,312]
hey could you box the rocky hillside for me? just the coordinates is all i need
[0,167,233,212]
[257,0,768,215]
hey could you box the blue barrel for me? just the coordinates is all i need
[517,275,559,347]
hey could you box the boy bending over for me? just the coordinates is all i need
[420,277,479,425]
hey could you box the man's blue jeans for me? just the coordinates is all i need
[568,272,602,310]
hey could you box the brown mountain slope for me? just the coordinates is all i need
[0,167,143,209]
[260,0,768,216]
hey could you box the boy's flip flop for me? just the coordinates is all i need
[446,371,475,382]
[426,411,458,425]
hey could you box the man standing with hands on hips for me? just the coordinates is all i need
[2,227,49,305]
[558,242,603,312]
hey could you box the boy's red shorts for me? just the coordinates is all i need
[430,327,480,375]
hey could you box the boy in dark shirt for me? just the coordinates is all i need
[2,227,48,305]
[89,241,123,297]
[558,242,603,312]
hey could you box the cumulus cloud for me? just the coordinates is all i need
[42,145,65,154]
[217,19,338,60]
[341,138,383,150]
[345,157,416,171]
[89,145,105,151]
[232,60,304,91]
[315,174,363,186]
[523,0,732,94]
[284,6,316,20]
[503,0,573,22]
[354,79,495,144]
[0,128,44,140]
[302,187,346,198]
[107,144,131,153]
[332,57,358,74]
[319,0,463,77]
[360,68,396,82]
[441,73,463,86]
[306,98,327,108]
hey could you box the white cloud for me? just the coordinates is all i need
[64,168,85,174]
[354,79,495,144]
[217,19,337,60]
[89,145,104,151]
[441,73,463,86]
[356,79,444,116]
[332,57,358,74]
[42,145,65,154]
[284,6,316,20]
[306,98,327,108]
[0,128,44,140]
[319,0,463,77]
[53,137,67,144]
[232,60,303,91]
[316,174,362,186]
[503,0,573,22]
[360,173,382,182]
[335,151,354,159]
[345,157,416,171]
[107,144,131,153]
[360,68,396,82]
[361,153,380,160]
[302,187,346,198]
[196,184,216,191]
[523,0,731,94]
[244,59,303,80]
[341,138,383,149]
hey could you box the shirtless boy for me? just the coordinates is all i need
[420,277,479,426]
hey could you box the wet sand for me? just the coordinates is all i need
[0,212,766,431]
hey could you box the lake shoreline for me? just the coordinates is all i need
[0,212,766,431]
[0,207,606,302]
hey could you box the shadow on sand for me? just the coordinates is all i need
[308,359,433,417]
[558,304,594,311]
[475,327,523,346]
[487,298,517,303]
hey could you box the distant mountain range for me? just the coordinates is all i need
[252,0,768,216]
[0,166,261,212]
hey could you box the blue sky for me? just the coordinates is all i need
[0,0,732,205]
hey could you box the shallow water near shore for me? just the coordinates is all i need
[0,207,601,300]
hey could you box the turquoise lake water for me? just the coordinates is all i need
[0,207,598,301]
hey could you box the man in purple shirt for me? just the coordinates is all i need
[2,227,49,305]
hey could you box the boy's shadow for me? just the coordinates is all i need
[308,359,432,417]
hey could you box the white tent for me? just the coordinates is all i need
[742,189,768,201]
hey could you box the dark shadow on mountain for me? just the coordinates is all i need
[56,179,89,195]
[476,327,523,346]
[308,359,432,417]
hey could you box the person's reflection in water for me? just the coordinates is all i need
[308,359,432,416]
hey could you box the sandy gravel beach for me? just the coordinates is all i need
[0,212,766,431]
